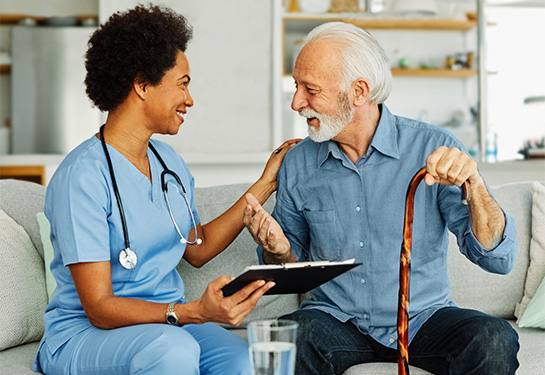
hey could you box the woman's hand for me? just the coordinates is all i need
[189,276,275,326]
[258,139,301,191]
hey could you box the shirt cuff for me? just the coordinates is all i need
[465,209,516,259]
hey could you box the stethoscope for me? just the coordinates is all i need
[99,125,201,270]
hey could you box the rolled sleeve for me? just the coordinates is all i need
[461,210,517,274]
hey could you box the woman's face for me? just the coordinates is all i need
[144,50,194,135]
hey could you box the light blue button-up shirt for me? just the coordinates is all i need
[260,105,516,349]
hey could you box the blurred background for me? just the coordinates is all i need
[0,0,543,186]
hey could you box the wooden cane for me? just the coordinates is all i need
[397,167,470,375]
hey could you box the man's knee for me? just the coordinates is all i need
[456,314,519,374]
[476,316,519,365]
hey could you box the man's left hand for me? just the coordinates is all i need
[424,146,482,188]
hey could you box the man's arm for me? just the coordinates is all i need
[425,146,505,250]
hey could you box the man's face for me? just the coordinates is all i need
[291,41,354,142]
[300,91,354,142]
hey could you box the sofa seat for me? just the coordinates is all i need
[1,179,544,374]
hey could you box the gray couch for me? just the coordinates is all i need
[1,179,543,374]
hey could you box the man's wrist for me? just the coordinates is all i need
[263,249,295,264]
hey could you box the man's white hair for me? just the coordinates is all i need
[303,22,392,104]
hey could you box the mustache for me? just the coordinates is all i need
[298,108,321,119]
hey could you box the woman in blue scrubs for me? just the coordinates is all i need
[34,5,299,375]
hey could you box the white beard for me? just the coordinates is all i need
[299,92,354,143]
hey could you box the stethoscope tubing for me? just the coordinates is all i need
[99,125,200,270]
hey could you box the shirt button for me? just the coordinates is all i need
[356,205,361,212]
[359,242,364,248]
[390,338,395,344]
[363,314,369,320]
[360,278,365,284]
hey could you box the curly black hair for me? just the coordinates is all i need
[85,4,193,112]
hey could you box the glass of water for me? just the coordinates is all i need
[247,319,298,375]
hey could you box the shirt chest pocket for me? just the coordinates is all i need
[304,209,341,261]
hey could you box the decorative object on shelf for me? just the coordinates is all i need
[519,137,545,160]
[298,0,332,13]
[390,0,438,15]
[287,0,300,12]
[44,16,78,26]
[18,17,37,26]
[445,51,474,70]
[486,129,498,163]
[398,57,410,68]
[330,0,359,12]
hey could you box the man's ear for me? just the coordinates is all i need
[133,75,148,101]
[352,78,370,106]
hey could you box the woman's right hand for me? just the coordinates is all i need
[258,138,301,192]
[190,276,275,326]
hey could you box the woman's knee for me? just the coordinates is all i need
[132,327,200,374]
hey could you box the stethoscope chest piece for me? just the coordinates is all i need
[119,248,138,269]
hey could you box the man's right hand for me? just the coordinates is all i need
[242,193,292,260]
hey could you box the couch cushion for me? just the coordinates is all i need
[0,209,47,350]
[37,212,56,302]
[448,182,533,318]
[0,180,46,260]
[0,341,41,375]
[518,272,545,328]
[177,183,300,326]
[515,182,545,321]
[344,362,431,374]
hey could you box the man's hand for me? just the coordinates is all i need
[424,146,483,188]
[425,146,505,250]
[196,276,275,326]
[243,193,295,263]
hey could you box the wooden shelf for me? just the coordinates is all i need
[0,65,10,74]
[0,13,98,26]
[283,13,476,31]
[345,18,476,31]
[0,165,46,185]
[391,68,478,78]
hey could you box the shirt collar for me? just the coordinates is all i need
[317,104,400,168]
[371,104,400,160]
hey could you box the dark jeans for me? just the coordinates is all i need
[280,307,519,375]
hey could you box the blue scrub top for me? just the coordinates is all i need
[41,136,200,355]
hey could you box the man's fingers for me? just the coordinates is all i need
[244,193,262,212]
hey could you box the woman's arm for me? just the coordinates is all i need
[69,261,274,329]
[183,139,300,267]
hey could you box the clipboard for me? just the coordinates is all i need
[222,258,361,297]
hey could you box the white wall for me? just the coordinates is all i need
[485,6,545,161]
[99,0,275,155]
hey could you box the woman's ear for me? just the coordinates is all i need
[352,78,370,106]
[133,75,148,101]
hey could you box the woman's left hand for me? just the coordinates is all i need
[259,138,301,190]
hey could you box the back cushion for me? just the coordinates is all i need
[0,209,47,350]
[0,180,46,260]
[177,183,300,326]
[448,182,533,319]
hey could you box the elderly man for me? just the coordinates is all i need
[243,22,518,375]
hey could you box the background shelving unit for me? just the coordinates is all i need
[0,14,99,75]
[272,2,481,154]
